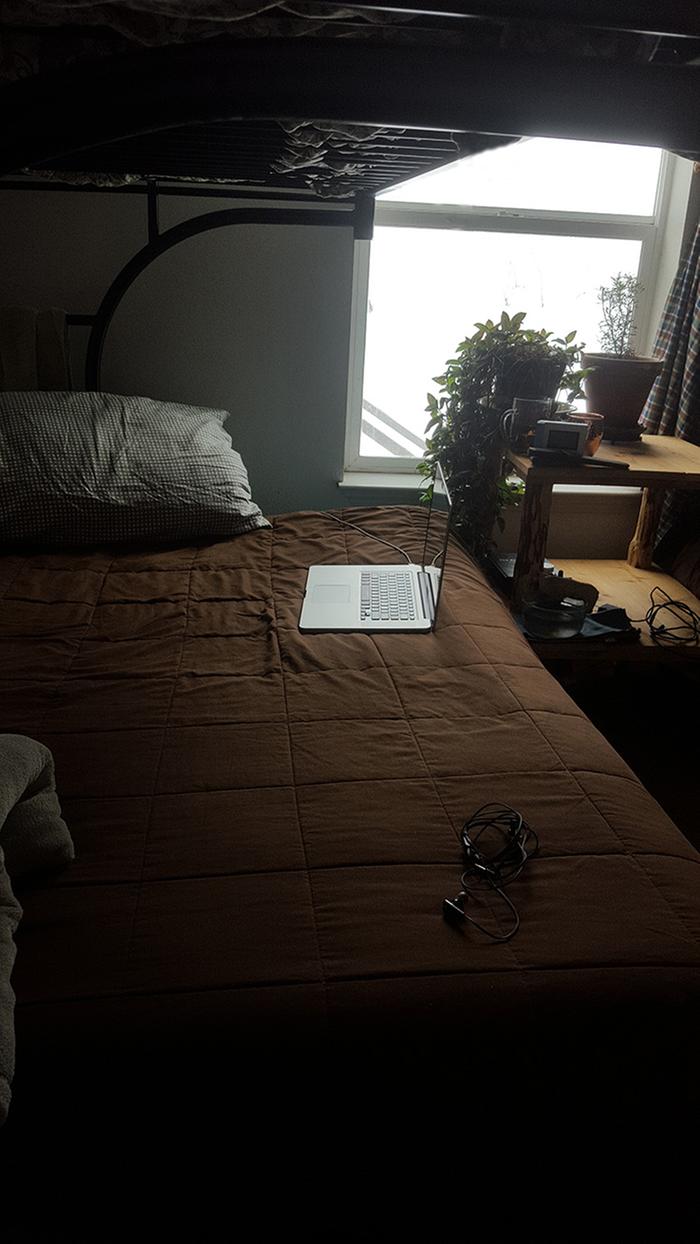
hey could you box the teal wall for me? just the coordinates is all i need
[0,187,410,515]
[0,184,641,550]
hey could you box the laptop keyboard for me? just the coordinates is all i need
[360,570,416,622]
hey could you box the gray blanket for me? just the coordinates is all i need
[0,735,73,1124]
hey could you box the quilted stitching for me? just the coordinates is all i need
[1,507,698,1027]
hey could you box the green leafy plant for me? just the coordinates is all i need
[597,272,643,356]
[420,311,587,558]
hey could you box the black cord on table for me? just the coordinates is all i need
[443,802,539,943]
[630,586,700,646]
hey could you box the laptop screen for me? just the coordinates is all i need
[420,461,452,623]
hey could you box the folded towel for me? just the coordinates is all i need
[0,305,71,390]
[0,735,73,1125]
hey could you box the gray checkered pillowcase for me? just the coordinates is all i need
[0,391,269,545]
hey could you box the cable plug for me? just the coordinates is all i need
[443,896,466,926]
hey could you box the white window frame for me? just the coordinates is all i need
[344,150,676,474]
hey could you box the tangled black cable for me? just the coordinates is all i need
[443,803,538,943]
[630,586,700,646]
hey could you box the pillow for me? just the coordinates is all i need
[0,391,269,545]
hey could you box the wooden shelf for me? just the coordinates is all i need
[506,433,700,610]
[529,559,700,661]
[508,434,700,490]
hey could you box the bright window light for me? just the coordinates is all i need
[379,138,662,216]
[361,229,642,457]
[355,137,665,462]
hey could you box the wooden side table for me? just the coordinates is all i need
[506,434,700,651]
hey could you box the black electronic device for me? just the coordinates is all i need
[532,418,588,455]
[443,803,538,942]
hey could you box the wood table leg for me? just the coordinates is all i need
[627,486,665,569]
[512,477,553,609]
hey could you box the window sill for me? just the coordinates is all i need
[338,470,422,490]
[552,484,641,497]
[340,471,639,498]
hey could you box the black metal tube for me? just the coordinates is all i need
[146,180,160,242]
[84,204,355,390]
[353,191,376,241]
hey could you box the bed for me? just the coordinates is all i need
[1,4,698,189]
[2,501,698,1137]
[0,7,699,1232]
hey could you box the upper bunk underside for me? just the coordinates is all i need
[1,3,698,198]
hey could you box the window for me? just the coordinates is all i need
[345,138,672,472]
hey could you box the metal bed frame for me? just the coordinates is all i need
[0,180,374,390]
[2,36,697,179]
[0,2,696,390]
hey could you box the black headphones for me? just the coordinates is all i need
[443,803,538,942]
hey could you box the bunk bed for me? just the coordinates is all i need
[0,3,699,1234]
[2,2,699,186]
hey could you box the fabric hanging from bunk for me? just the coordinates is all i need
[2,3,697,191]
[0,1,675,86]
[0,2,396,83]
[19,118,516,197]
[20,121,478,198]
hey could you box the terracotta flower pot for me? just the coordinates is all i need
[582,352,662,441]
[574,412,605,456]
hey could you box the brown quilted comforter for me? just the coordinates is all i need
[1,506,699,1136]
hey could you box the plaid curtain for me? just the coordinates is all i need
[641,223,700,441]
[640,223,700,559]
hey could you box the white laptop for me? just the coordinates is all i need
[298,463,452,633]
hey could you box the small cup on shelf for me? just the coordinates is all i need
[569,411,605,456]
[500,396,554,452]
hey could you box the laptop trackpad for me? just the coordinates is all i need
[310,584,352,604]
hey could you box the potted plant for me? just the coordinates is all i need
[421,310,587,559]
[582,273,662,441]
